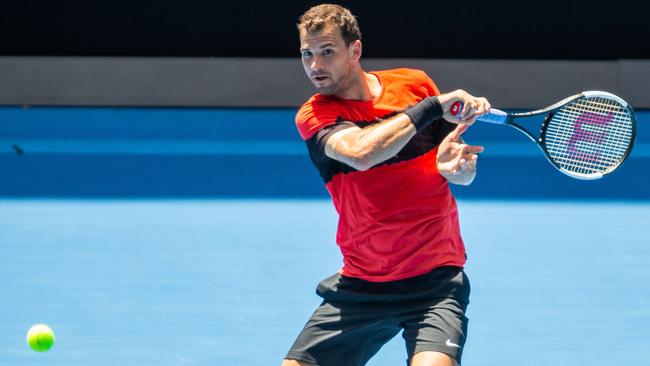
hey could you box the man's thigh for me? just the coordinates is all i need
[284,300,401,366]
[399,270,470,365]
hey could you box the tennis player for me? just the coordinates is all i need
[282,4,490,366]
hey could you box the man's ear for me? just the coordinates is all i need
[349,40,362,62]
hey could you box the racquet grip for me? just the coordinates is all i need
[450,101,508,124]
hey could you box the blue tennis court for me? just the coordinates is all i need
[1,199,649,365]
[1,107,649,365]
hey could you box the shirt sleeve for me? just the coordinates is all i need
[295,98,342,140]
[423,72,441,97]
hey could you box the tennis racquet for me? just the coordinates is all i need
[451,91,637,180]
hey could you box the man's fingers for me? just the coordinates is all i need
[475,103,488,116]
[440,90,491,126]
[460,100,479,121]
[460,102,473,120]
[448,153,465,174]
[458,96,491,123]
[463,157,477,170]
[450,153,479,174]
[462,144,485,154]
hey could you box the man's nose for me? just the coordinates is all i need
[311,56,324,71]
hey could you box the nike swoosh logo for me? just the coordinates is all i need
[445,339,461,349]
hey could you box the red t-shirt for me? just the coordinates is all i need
[295,68,466,282]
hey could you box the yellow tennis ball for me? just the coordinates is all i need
[26,324,55,352]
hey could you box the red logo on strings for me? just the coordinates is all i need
[567,112,613,162]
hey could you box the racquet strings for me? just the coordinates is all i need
[543,97,634,177]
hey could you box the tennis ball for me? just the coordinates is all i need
[26,324,55,352]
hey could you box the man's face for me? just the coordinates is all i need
[299,25,355,96]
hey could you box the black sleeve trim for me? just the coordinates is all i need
[311,119,357,152]
[305,119,358,183]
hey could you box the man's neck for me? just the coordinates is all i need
[334,67,380,102]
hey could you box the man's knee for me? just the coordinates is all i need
[410,351,457,366]
[281,358,317,366]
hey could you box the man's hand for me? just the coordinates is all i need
[437,89,491,125]
[437,125,484,185]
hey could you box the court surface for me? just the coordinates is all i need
[1,198,648,366]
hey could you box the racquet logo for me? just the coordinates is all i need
[567,112,613,162]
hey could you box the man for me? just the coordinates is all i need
[282,4,490,366]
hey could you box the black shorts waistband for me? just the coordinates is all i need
[316,266,469,304]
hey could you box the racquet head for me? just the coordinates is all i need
[540,91,636,180]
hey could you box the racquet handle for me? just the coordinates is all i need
[450,101,508,124]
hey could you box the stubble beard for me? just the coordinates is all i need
[315,77,339,96]
[316,67,352,97]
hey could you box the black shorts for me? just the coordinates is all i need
[285,266,471,366]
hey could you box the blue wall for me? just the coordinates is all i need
[1,107,648,199]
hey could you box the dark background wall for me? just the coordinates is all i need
[2,1,649,109]
[2,0,649,59]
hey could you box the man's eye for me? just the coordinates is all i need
[323,49,334,56]
[302,51,312,58]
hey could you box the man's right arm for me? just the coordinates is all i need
[324,89,490,171]
[324,113,416,171]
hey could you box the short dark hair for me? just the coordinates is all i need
[297,4,361,46]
